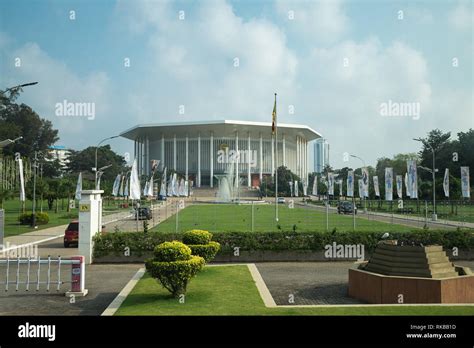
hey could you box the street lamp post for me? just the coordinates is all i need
[414,138,437,221]
[94,136,119,188]
[350,154,367,213]
[31,151,43,228]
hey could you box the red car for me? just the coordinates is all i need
[63,221,79,248]
[64,221,106,248]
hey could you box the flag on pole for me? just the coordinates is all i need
[124,177,129,197]
[358,179,363,198]
[361,167,369,197]
[129,159,141,200]
[443,168,449,198]
[75,172,82,200]
[160,167,167,197]
[119,175,125,196]
[112,174,121,196]
[347,170,354,197]
[338,180,343,197]
[289,181,293,197]
[396,175,403,198]
[312,176,318,196]
[294,180,299,197]
[373,176,380,197]
[404,173,410,197]
[303,180,308,196]
[385,168,393,201]
[18,158,26,202]
[461,166,470,198]
[272,95,277,135]
[328,173,334,195]
[407,160,418,199]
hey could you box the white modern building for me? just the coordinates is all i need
[120,120,321,187]
[313,138,329,173]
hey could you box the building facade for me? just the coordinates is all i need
[120,120,321,187]
[313,138,329,173]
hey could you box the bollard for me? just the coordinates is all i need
[66,255,88,297]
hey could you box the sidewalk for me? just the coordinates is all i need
[1,201,172,252]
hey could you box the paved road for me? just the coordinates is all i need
[295,202,467,230]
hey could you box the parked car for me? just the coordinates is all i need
[277,197,286,204]
[337,201,357,215]
[64,221,106,248]
[135,207,153,220]
[64,221,79,248]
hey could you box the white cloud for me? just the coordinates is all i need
[275,0,349,44]
[448,1,472,31]
[2,41,111,142]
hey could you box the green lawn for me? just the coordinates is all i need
[116,265,474,316]
[1,198,130,237]
[153,204,417,233]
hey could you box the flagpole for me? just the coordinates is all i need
[274,93,279,223]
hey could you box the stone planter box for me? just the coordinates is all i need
[348,266,474,304]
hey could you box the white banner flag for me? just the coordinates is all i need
[443,168,449,198]
[75,172,82,200]
[385,168,393,201]
[407,160,418,199]
[129,159,141,200]
[328,173,334,195]
[461,166,470,198]
[396,175,403,198]
[404,173,410,197]
[294,180,299,197]
[112,174,121,196]
[18,159,26,202]
[124,177,129,197]
[373,176,380,197]
[347,170,354,197]
[358,179,363,198]
[338,180,343,197]
[361,167,369,197]
[312,176,318,196]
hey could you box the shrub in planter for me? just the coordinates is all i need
[183,229,221,263]
[182,229,212,245]
[18,212,50,225]
[145,241,204,297]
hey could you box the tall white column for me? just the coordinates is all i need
[145,136,149,174]
[282,134,286,167]
[259,133,263,183]
[210,132,214,188]
[197,133,201,187]
[247,132,251,187]
[134,139,137,163]
[173,134,177,171]
[161,134,165,170]
[296,136,299,178]
[235,132,239,180]
[137,138,141,176]
[185,135,189,180]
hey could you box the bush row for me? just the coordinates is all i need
[18,212,50,225]
[93,228,474,258]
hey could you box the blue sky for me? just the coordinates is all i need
[0,0,472,169]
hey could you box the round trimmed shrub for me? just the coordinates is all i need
[153,241,192,262]
[182,230,220,263]
[18,212,49,225]
[183,229,212,245]
[146,241,204,297]
[188,241,221,263]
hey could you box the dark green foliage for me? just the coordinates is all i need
[93,229,474,258]
[188,241,221,263]
[18,212,49,225]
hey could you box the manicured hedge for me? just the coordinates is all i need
[93,228,474,258]
[18,212,49,225]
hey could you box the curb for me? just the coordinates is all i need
[101,267,146,316]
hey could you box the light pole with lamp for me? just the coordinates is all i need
[350,154,367,213]
[413,138,437,221]
[94,136,119,188]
